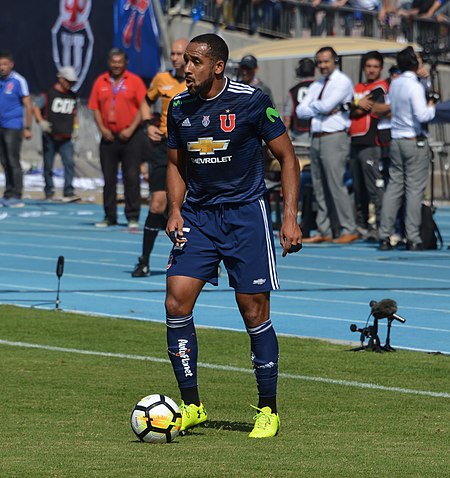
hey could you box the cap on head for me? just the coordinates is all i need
[239,55,257,69]
[58,66,78,82]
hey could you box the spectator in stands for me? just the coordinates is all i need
[309,0,335,36]
[250,0,264,34]
[399,0,443,18]
[378,0,414,40]
[297,47,359,244]
[33,67,80,202]
[434,0,450,21]
[131,38,188,278]
[378,46,436,251]
[332,0,380,36]
[283,58,316,145]
[0,51,32,208]
[349,51,390,240]
[237,54,274,102]
[88,48,146,229]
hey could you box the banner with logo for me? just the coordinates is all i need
[0,0,114,98]
[113,0,162,82]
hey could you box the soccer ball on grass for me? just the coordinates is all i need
[130,394,182,443]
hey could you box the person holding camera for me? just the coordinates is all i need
[349,51,390,241]
[296,46,358,244]
[378,46,436,251]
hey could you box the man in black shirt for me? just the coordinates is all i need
[34,67,79,202]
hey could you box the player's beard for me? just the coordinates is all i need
[187,71,215,97]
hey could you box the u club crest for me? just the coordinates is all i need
[51,0,94,92]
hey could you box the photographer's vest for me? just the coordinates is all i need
[350,79,389,146]
[42,87,77,139]
[288,79,313,134]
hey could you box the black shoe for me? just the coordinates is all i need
[407,242,424,251]
[132,257,150,277]
[379,239,392,251]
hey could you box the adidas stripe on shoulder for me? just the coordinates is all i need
[228,80,255,95]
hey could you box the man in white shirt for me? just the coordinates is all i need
[297,46,358,244]
[378,46,436,251]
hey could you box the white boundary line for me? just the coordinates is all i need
[0,339,449,399]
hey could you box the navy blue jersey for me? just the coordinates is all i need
[167,77,285,205]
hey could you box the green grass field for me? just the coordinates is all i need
[1,305,449,477]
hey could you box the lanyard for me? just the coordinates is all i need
[110,77,125,108]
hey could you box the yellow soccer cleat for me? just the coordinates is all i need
[248,405,280,438]
[179,401,208,431]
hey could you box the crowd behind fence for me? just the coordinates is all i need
[164,0,450,54]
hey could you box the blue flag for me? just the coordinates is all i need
[113,0,161,79]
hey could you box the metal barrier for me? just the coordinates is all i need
[165,0,449,53]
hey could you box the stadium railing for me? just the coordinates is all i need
[165,0,449,54]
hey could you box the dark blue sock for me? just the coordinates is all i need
[247,320,279,407]
[166,314,198,391]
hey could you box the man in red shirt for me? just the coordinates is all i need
[349,50,390,240]
[88,48,146,228]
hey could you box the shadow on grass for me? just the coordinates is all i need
[197,420,253,433]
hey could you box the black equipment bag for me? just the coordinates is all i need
[420,204,443,249]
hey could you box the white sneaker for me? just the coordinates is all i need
[61,195,81,203]
[128,219,139,230]
[4,198,25,208]
[95,218,117,228]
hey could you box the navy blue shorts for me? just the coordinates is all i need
[166,197,279,293]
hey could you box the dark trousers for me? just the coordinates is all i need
[99,133,142,223]
[0,128,23,198]
[350,144,384,230]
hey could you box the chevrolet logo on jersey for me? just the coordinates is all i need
[187,137,230,155]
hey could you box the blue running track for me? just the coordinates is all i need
[1,200,449,354]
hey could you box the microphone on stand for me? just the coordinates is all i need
[369,299,406,323]
[55,256,64,310]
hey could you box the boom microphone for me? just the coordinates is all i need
[56,256,64,278]
[369,299,406,323]
[369,299,398,319]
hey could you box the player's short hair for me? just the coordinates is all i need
[108,48,128,62]
[397,46,419,72]
[362,50,384,68]
[190,33,229,65]
[0,51,14,62]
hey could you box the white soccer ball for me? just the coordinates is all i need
[130,394,182,443]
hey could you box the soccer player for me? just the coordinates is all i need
[132,38,188,277]
[164,33,302,438]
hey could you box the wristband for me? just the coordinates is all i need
[354,99,359,107]
[24,126,31,131]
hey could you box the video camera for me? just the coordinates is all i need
[340,102,352,113]
[427,91,441,104]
